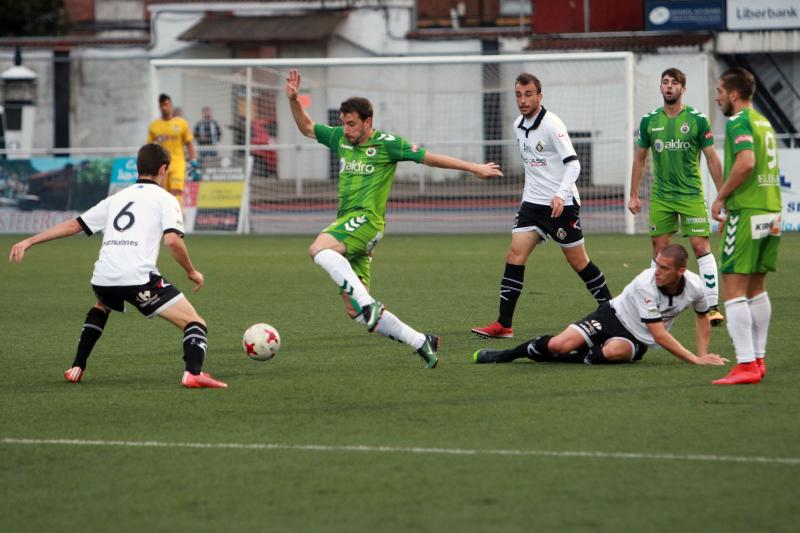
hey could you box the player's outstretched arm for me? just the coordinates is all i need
[421,152,502,180]
[285,69,316,139]
[628,147,649,214]
[646,320,727,365]
[163,232,204,292]
[9,219,83,264]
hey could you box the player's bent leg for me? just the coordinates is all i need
[66,302,112,383]
[600,338,637,363]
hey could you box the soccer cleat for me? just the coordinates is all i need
[471,321,513,339]
[708,306,725,327]
[362,300,385,332]
[64,366,83,383]
[472,349,516,364]
[182,371,228,389]
[416,334,439,368]
[756,358,766,378]
[712,362,762,385]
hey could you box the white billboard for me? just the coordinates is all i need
[727,0,800,30]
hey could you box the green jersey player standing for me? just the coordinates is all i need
[711,67,782,386]
[629,68,725,326]
[285,69,502,368]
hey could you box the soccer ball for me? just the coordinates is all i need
[242,323,281,361]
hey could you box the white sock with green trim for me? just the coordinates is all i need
[373,310,426,349]
[313,249,374,309]
[696,253,719,308]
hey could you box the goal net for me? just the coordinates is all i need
[151,53,635,234]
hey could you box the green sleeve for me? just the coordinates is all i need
[698,115,715,149]
[727,117,754,155]
[386,135,426,163]
[314,124,343,150]
[637,115,650,148]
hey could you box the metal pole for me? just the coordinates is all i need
[241,67,253,234]
[623,52,635,235]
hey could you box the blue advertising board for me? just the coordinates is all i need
[646,0,725,30]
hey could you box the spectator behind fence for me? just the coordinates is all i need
[194,106,222,168]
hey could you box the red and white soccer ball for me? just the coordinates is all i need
[242,323,281,361]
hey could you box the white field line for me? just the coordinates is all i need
[2,437,799,465]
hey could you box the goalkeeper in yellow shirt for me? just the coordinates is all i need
[147,93,197,205]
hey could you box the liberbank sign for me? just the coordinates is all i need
[727,0,800,30]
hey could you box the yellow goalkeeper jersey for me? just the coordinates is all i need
[147,117,193,164]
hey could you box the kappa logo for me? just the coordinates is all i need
[137,290,152,304]
[680,122,689,134]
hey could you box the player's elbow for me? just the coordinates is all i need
[163,232,183,249]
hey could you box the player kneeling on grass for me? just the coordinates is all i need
[473,244,728,369]
[8,143,227,389]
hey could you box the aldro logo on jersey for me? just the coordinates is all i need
[653,139,691,153]
[339,158,375,175]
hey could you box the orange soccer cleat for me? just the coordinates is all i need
[712,362,762,385]
[182,371,228,389]
[64,366,83,383]
[471,321,513,339]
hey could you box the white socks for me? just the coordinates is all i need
[748,292,771,359]
[354,310,425,349]
[725,297,755,364]
[696,253,719,308]
[313,249,374,309]
[373,310,426,349]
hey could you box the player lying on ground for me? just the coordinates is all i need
[286,68,502,368]
[473,244,728,368]
[8,143,226,388]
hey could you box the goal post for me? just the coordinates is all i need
[151,52,636,235]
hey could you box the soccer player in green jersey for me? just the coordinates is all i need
[711,68,782,385]
[629,68,725,326]
[285,69,502,368]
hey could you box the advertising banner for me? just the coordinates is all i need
[727,0,800,30]
[646,0,725,30]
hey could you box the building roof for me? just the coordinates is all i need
[178,12,348,43]
[525,32,714,52]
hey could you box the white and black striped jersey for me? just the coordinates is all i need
[77,179,184,286]
[610,268,709,346]
[513,106,580,206]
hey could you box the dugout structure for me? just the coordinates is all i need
[151,53,636,234]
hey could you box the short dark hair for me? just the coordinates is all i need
[661,68,687,87]
[339,97,373,121]
[660,244,689,269]
[515,73,541,93]
[137,143,170,178]
[720,67,756,100]
[158,93,171,105]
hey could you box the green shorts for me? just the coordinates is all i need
[323,211,384,288]
[720,209,781,275]
[649,197,711,238]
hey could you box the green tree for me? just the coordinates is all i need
[0,0,70,37]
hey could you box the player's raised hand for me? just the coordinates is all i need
[696,353,729,366]
[627,194,641,215]
[285,69,301,100]
[550,196,565,218]
[475,162,502,180]
[8,238,32,263]
[188,269,205,292]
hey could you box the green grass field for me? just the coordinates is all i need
[1,233,798,532]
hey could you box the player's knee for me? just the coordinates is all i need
[506,248,527,264]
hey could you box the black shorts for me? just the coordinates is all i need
[93,273,184,318]
[512,202,584,247]
[568,303,648,361]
